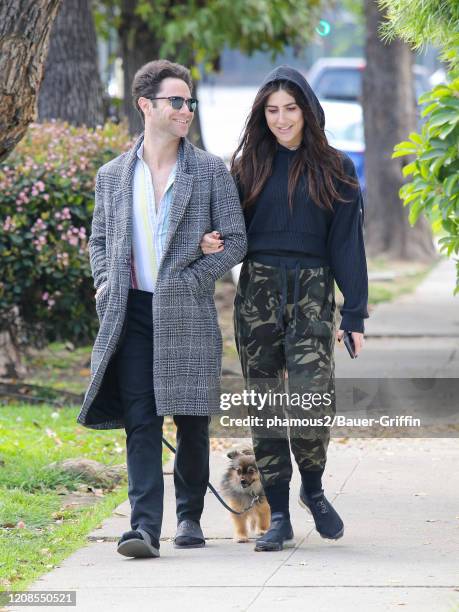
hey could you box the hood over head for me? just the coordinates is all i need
[258,65,325,129]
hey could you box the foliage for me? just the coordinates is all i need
[378,0,459,291]
[378,0,459,66]
[393,77,459,290]
[96,0,323,78]
[0,121,133,348]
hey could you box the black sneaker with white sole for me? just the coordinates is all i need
[117,528,160,558]
[254,512,294,552]
[299,486,344,540]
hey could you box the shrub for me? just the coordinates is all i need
[0,121,134,349]
[393,70,459,293]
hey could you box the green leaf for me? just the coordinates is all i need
[408,199,424,224]
[430,156,445,176]
[418,149,446,162]
[429,110,457,128]
[402,161,417,177]
[438,122,457,139]
[421,102,438,117]
[408,132,423,145]
[445,175,459,197]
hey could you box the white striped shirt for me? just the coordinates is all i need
[130,143,176,292]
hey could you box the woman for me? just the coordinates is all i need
[200,66,368,551]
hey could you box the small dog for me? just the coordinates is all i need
[220,446,271,543]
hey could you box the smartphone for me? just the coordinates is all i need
[343,331,356,359]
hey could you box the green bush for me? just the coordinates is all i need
[393,70,459,293]
[0,121,134,348]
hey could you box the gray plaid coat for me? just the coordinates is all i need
[77,135,247,429]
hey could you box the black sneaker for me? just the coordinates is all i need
[254,512,294,552]
[117,529,160,558]
[299,486,344,540]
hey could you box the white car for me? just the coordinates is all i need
[307,57,431,104]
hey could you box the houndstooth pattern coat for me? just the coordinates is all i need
[77,135,247,429]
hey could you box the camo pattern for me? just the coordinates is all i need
[234,259,336,487]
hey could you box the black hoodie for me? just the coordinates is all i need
[242,65,369,333]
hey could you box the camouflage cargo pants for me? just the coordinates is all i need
[233,259,336,488]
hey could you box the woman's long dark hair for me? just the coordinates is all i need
[230,80,359,212]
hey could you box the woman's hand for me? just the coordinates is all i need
[200,230,224,255]
[336,330,364,357]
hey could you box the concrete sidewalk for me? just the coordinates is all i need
[15,257,459,612]
[18,440,459,612]
[335,257,459,379]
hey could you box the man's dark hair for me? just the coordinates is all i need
[132,59,193,122]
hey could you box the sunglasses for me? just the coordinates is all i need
[149,96,198,112]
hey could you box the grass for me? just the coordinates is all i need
[0,404,170,591]
[331,257,436,309]
[367,266,434,305]
[366,258,436,306]
[23,343,92,395]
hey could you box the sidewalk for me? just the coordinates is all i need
[15,258,459,612]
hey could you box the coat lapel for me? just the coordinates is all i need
[159,139,194,270]
[111,134,143,251]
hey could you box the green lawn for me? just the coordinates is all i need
[367,259,436,305]
[0,404,169,591]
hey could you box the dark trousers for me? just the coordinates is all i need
[114,289,210,542]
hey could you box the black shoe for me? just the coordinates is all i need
[117,529,160,558]
[299,486,344,540]
[174,519,206,548]
[254,512,294,552]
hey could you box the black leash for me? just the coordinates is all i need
[162,436,261,516]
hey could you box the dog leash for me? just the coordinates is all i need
[162,436,262,516]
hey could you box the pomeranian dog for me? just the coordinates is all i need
[220,446,271,543]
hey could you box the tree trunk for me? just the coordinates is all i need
[119,0,205,148]
[38,0,104,127]
[0,0,63,162]
[119,0,161,136]
[362,0,436,262]
[188,85,205,149]
[0,330,27,380]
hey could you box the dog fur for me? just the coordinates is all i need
[220,446,271,543]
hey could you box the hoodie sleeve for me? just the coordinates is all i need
[327,155,369,333]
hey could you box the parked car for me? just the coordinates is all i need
[307,57,432,105]
[321,99,365,191]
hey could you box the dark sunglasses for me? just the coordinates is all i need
[149,96,198,112]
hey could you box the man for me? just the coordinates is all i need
[77,59,247,558]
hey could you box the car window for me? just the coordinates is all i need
[315,66,430,104]
[314,68,362,102]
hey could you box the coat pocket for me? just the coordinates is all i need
[95,281,110,322]
[180,268,214,303]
